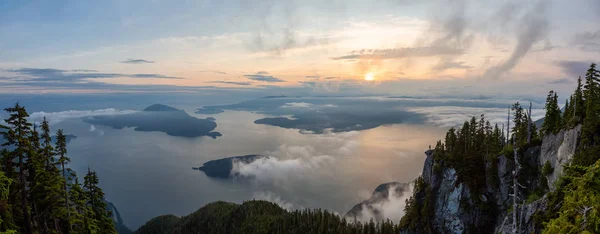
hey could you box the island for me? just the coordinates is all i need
[195,155,263,179]
[83,104,221,138]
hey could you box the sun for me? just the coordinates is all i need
[364,72,375,81]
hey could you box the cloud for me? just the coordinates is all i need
[351,183,414,223]
[231,146,336,189]
[89,124,96,132]
[281,102,312,108]
[573,30,600,52]
[547,78,573,84]
[208,81,253,86]
[557,60,596,78]
[305,75,320,79]
[120,59,154,64]
[331,46,464,60]
[407,106,545,128]
[244,72,285,82]
[230,131,358,188]
[29,108,136,125]
[199,70,228,75]
[484,1,550,79]
[432,59,473,71]
[252,191,302,211]
[6,68,183,81]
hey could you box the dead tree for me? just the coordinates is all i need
[510,134,525,234]
[507,105,511,145]
[527,102,532,144]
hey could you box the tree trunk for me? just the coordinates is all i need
[527,102,532,144]
[62,162,71,233]
[19,153,32,234]
[507,106,511,145]
[512,135,521,234]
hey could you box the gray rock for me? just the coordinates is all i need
[539,125,581,190]
[495,196,548,234]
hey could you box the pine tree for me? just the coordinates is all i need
[2,103,33,234]
[84,169,116,233]
[68,177,88,234]
[55,129,72,232]
[541,91,562,135]
[574,76,585,121]
[576,63,600,166]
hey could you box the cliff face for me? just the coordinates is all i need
[539,125,581,190]
[413,126,582,233]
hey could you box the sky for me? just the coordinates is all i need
[0,0,599,98]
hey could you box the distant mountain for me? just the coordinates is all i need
[142,104,181,112]
[84,104,221,138]
[194,155,263,179]
[345,182,411,222]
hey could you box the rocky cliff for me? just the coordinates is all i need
[409,126,582,233]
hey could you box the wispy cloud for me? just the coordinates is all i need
[199,70,228,75]
[208,81,252,86]
[5,68,183,81]
[120,59,154,64]
[331,46,464,60]
[547,78,572,84]
[483,1,550,79]
[432,59,472,71]
[556,60,596,78]
[573,30,600,52]
[244,72,285,83]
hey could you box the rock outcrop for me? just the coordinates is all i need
[408,126,582,233]
[539,125,581,190]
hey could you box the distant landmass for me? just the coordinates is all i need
[195,96,425,133]
[83,104,221,138]
[194,155,263,179]
[143,104,180,112]
[345,182,411,222]
[195,107,224,114]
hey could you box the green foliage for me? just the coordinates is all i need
[543,159,600,233]
[134,215,180,234]
[542,161,554,176]
[137,200,402,234]
[542,90,563,135]
[399,176,434,233]
[0,104,116,233]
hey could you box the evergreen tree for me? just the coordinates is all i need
[542,91,562,135]
[55,129,72,232]
[84,169,116,233]
[2,103,33,234]
[574,76,585,120]
[576,63,600,166]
